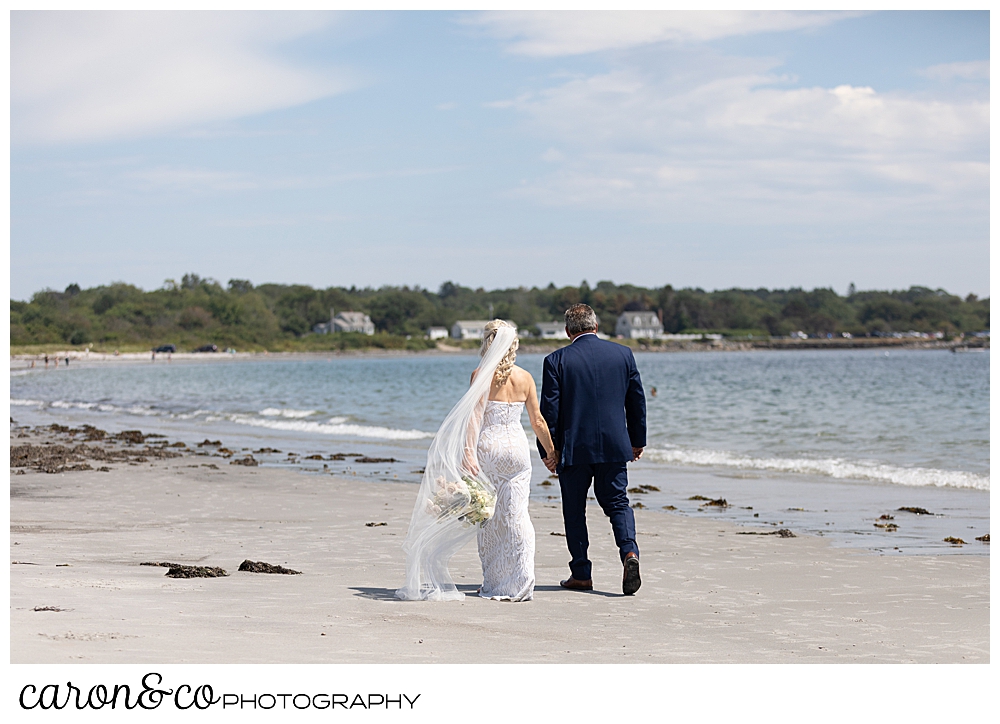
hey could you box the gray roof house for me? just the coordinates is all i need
[333,311,375,335]
[536,321,569,339]
[451,320,518,341]
[313,310,375,335]
[615,311,664,339]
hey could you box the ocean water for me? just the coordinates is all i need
[10,348,989,555]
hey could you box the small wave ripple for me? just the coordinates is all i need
[645,447,989,491]
[11,398,431,441]
[223,415,432,440]
[260,408,317,418]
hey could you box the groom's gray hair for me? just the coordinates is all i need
[565,304,598,335]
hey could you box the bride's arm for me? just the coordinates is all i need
[463,369,485,475]
[524,375,556,460]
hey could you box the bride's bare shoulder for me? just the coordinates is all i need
[511,366,534,383]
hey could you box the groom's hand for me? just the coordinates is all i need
[631,447,644,461]
[543,450,559,473]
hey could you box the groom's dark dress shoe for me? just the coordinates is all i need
[559,576,593,591]
[622,552,641,596]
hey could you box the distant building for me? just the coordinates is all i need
[615,311,664,339]
[536,321,569,339]
[427,327,449,340]
[451,320,518,340]
[313,310,375,335]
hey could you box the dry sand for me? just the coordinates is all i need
[10,439,988,664]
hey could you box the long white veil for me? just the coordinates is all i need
[396,325,518,601]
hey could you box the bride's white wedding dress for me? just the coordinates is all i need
[397,325,527,603]
[476,401,535,601]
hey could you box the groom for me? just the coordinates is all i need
[538,303,647,595]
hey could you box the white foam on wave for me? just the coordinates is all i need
[645,447,989,491]
[225,414,433,440]
[260,408,317,418]
[14,396,421,440]
[173,409,214,420]
[49,400,155,415]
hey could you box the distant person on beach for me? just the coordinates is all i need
[398,320,556,602]
[538,303,647,595]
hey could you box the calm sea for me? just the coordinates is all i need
[10,348,989,555]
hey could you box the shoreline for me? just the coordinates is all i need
[9,336,986,366]
[10,426,989,663]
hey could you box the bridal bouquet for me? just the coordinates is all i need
[427,475,496,527]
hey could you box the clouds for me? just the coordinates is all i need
[11,11,352,145]
[468,10,858,56]
[481,20,988,228]
[919,60,989,82]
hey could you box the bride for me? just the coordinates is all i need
[396,320,556,602]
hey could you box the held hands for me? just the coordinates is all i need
[542,450,559,474]
[632,447,644,462]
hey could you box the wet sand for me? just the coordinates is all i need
[10,431,988,664]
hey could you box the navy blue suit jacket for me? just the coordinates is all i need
[537,334,646,466]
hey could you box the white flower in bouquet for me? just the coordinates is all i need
[429,474,496,527]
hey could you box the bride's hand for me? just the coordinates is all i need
[463,454,479,477]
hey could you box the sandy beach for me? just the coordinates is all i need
[9,426,988,665]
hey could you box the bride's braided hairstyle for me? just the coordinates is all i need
[480,319,519,386]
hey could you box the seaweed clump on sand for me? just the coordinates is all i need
[975,534,989,543]
[898,506,933,515]
[229,456,259,466]
[238,560,302,575]
[737,529,796,538]
[943,537,966,545]
[166,565,229,578]
[141,561,228,578]
[114,430,146,444]
[702,498,729,507]
[10,425,183,474]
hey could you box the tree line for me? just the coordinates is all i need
[10,274,990,352]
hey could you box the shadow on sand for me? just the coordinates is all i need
[350,584,623,600]
[350,583,481,601]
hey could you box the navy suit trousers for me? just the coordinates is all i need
[558,462,639,581]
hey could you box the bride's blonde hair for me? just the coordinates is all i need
[480,319,519,386]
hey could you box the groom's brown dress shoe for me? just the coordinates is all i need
[622,552,641,596]
[559,576,593,591]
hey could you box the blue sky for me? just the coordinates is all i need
[10,10,989,300]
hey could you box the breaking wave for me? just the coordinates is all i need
[223,414,432,441]
[260,408,317,418]
[644,446,989,491]
[9,398,428,441]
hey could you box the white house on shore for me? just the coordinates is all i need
[615,311,664,339]
[451,320,518,340]
[426,327,449,340]
[313,310,375,335]
[535,321,569,339]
